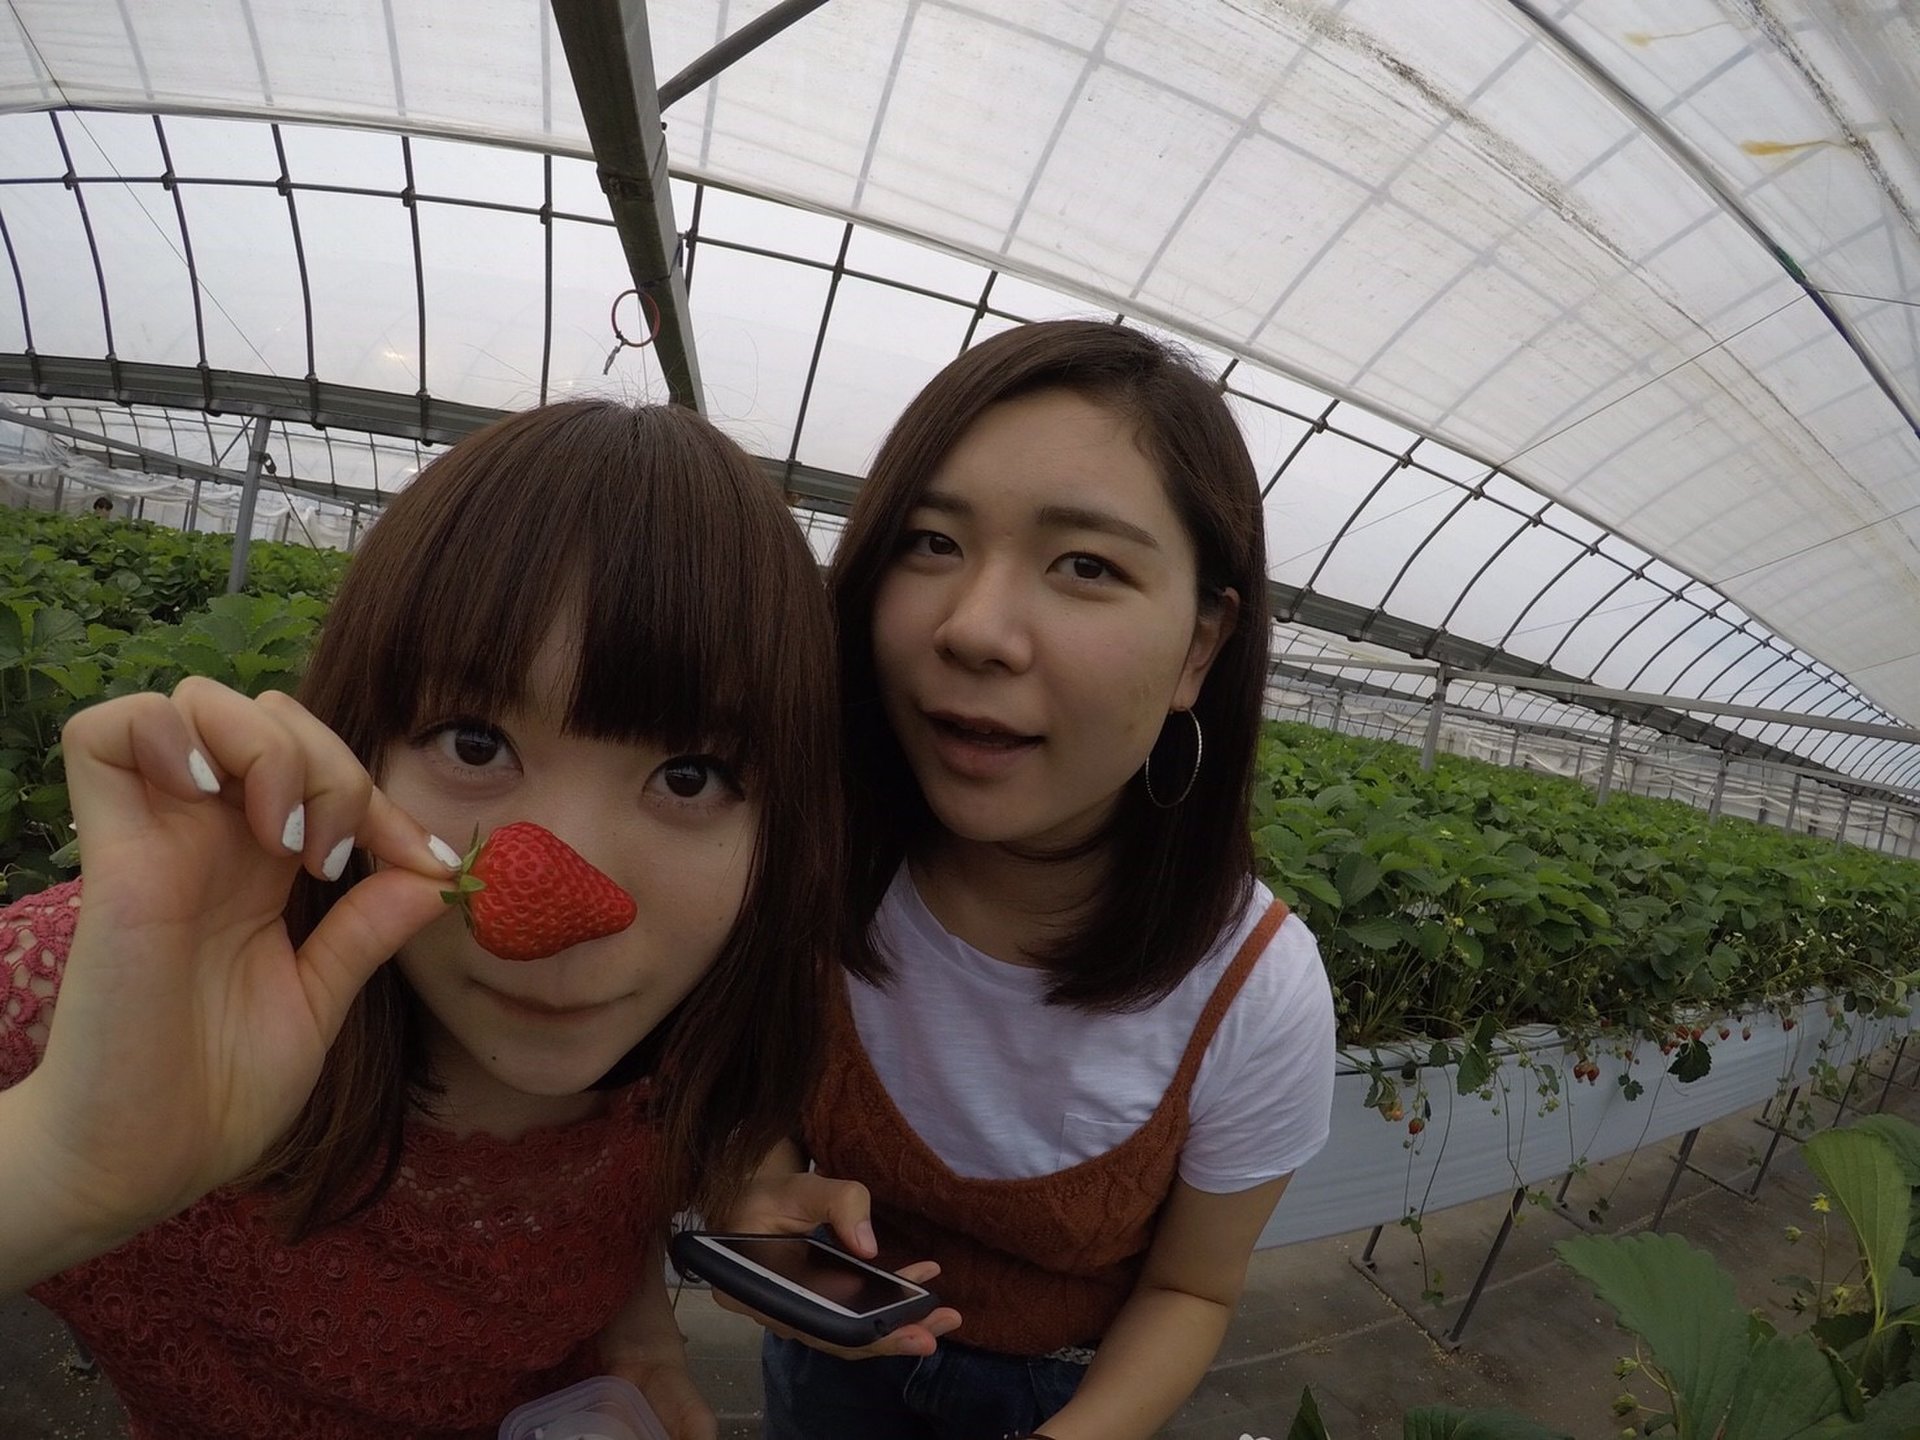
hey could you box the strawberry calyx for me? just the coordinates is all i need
[439,827,489,914]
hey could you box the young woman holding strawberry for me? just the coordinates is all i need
[0,401,839,1439]
[731,320,1338,1440]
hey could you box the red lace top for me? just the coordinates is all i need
[2,881,668,1440]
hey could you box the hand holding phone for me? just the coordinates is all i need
[669,1230,940,1348]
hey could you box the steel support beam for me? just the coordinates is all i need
[551,0,704,410]
[658,0,833,108]
[226,415,273,593]
[0,353,494,447]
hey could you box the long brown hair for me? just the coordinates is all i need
[250,401,838,1236]
[831,320,1269,1011]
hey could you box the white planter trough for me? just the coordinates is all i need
[1258,996,1915,1251]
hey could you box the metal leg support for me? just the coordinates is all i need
[1359,1224,1384,1268]
[1444,1187,1527,1347]
[1876,1035,1914,1113]
[1651,1127,1700,1233]
[1750,1086,1801,1198]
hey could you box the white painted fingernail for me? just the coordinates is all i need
[322,837,353,882]
[281,804,306,854]
[427,835,462,871]
[188,749,219,794]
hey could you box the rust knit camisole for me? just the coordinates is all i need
[803,898,1285,1356]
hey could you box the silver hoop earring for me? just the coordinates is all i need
[1142,708,1203,809]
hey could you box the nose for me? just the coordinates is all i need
[933,561,1033,673]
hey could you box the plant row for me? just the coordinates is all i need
[1254,722,1920,1058]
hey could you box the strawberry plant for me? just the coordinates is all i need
[1555,1115,1920,1437]
[0,506,342,896]
[1255,722,1920,1068]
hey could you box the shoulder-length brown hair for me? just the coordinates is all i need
[251,400,838,1237]
[831,319,1269,1012]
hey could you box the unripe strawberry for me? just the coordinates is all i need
[442,822,637,962]
[1783,1017,1797,1031]
[1742,1026,1753,1040]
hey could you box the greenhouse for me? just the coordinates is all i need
[3,2,1920,1437]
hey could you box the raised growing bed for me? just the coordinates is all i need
[1261,997,1912,1248]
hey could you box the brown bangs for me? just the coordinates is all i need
[334,402,799,776]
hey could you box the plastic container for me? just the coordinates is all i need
[497,1375,671,1440]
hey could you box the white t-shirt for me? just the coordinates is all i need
[847,869,1337,1193]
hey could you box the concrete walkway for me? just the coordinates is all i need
[5,1056,1912,1439]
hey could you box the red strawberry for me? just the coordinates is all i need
[442,822,636,962]
[1407,1117,1425,1136]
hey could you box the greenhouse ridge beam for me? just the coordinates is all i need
[1506,0,1920,448]
[551,0,703,412]
[0,354,495,447]
[1271,651,1920,747]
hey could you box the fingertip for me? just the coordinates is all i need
[854,1220,877,1257]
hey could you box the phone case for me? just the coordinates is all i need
[669,1230,939,1348]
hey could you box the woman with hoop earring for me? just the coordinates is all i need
[727,320,1338,1440]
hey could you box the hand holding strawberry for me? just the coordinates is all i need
[443,821,637,961]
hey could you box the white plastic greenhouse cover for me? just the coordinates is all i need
[3,1,1919,780]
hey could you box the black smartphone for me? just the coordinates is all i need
[669,1230,939,1347]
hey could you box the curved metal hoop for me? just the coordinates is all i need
[1142,708,1203,808]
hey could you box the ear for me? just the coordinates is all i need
[1172,587,1239,711]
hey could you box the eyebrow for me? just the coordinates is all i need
[915,490,1161,550]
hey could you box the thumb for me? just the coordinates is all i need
[295,869,449,1039]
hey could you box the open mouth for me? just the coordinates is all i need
[928,712,1040,749]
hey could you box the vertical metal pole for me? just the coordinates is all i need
[1421,670,1449,772]
[1596,713,1624,803]
[225,414,272,594]
[1508,723,1522,766]
[1836,791,1854,848]
[348,503,363,549]
[1785,772,1802,831]
[1330,688,1345,735]
[1708,753,1729,821]
[1877,805,1891,853]
[186,477,202,532]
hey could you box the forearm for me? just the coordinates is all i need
[1035,1284,1233,1440]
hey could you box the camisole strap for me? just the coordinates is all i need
[1168,896,1288,1094]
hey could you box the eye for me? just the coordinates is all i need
[1053,552,1122,583]
[902,529,959,559]
[650,755,742,804]
[424,719,517,772]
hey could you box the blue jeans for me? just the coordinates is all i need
[760,1332,1086,1440]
